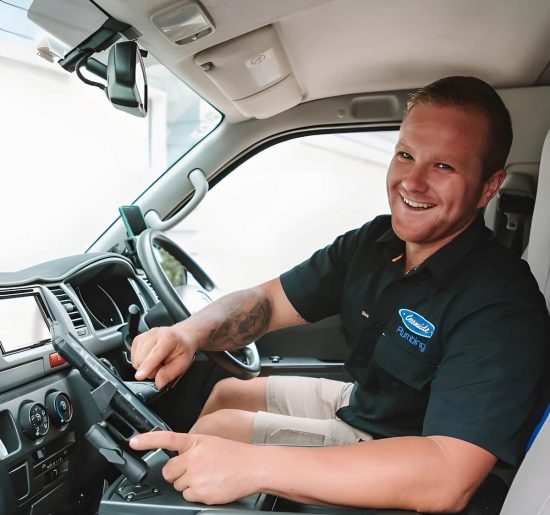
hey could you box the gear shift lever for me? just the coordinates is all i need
[126,304,141,347]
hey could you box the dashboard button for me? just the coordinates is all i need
[45,392,73,426]
[45,468,58,483]
[48,353,65,368]
[19,402,49,440]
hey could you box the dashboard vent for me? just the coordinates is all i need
[48,286,87,336]
[136,270,159,301]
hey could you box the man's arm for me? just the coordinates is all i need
[130,431,496,512]
[132,278,305,388]
[258,435,495,512]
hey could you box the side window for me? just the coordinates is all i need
[168,131,398,292]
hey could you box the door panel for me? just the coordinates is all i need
[257,315,352,381]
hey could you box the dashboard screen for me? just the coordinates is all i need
[0,295,51,354]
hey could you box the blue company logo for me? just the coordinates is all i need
[398,309,435,339]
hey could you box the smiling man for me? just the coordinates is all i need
[130,77,550,512]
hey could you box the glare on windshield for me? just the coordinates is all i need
[0,0,221,272]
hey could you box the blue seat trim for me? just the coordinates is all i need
[526,404,550,451]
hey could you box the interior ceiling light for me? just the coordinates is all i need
[151,1,214,45]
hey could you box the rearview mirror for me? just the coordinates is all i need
[107,41,148,117]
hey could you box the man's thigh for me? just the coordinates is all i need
[252,411,373,445]
[266,376,354,419]
[253,376,372,445]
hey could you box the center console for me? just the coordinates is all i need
[97,450,402,515]
[0,373,83,515]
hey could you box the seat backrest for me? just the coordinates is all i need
[499,129,550,515]
[523,130,550,304]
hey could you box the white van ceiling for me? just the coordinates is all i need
[37,0,550,121]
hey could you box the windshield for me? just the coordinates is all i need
[0,0,221,272]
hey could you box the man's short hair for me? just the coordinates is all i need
[405,76,513,180]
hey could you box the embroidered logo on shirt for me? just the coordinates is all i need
[398,308,435,338]
[396,326,427,352]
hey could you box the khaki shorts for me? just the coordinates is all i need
[251,376,373,446]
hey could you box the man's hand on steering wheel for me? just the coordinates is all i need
[136,229,261,380]
[132,324,198,390]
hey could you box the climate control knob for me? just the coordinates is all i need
[45,391,73,426]
[19,402,49,440]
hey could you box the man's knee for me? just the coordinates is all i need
[191,408,255,442]
[209,377,243,406]
[201,377,267,416]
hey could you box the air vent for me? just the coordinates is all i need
[48,286,87,336]
[136,270,159,301]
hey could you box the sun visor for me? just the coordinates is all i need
[194,26,302,119]
[28,0,108,48]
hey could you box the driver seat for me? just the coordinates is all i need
[497,128,550,514]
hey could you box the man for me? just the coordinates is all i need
[129,76,550,512]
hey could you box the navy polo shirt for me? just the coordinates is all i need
[280,215,550,466]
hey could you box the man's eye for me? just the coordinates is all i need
[435,162,454,170]
[398,151,413,160]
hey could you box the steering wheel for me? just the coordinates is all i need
[136,228,260,380]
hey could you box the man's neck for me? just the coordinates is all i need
[404,242,444,273]
[403,217,478,273]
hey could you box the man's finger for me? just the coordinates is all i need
[172,471,191,491]
[131,332,151,369]
[130,431,195,453]
[154,358,189,390]
[135,339,174,380]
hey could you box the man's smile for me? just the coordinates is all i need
[401,195,435,209]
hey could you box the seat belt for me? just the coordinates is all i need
[496,173,535,254]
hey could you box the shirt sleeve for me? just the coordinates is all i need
[422,288,550,466]
[279,224,368,322]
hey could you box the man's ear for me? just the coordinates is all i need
[477,169,507,209]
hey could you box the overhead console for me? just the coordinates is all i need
[195,25,303,119]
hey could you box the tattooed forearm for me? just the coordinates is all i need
[205,292,272,351]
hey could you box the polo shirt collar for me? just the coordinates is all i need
[375,214,493,286]
[375,222,404,258]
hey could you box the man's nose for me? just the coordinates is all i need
[402,163,429,193]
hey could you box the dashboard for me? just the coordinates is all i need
[0,252,157,514]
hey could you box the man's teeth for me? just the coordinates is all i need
[402,197,434,209]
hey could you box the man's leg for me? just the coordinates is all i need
[190,377,267,443]
[191,408,256,442]
[251,411,372,445]
[197,375,338,421]
[198,377,268,417]
[190,376,371,445]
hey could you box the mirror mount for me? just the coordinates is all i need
[58,17,138,73]
[59,18,148,118]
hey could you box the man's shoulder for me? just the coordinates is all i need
[455,238,546,311]
[349,214,394,245]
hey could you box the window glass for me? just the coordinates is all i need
[0,2,220,271]
[168,131,398,292]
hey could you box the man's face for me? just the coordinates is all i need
[387,103,499,251]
